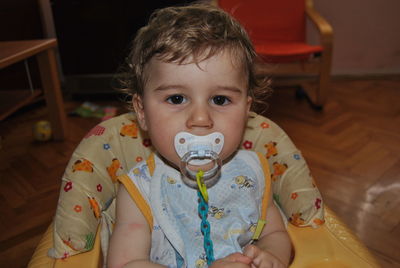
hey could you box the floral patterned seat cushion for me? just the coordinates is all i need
[50,112,324,258]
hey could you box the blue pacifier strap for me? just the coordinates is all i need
[196,170,215,265]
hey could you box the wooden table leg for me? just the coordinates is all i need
[36,48,67,140]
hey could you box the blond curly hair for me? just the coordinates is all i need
[117,2,271,112]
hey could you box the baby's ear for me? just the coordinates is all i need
[246,96,253,114]
[132,94,148,131]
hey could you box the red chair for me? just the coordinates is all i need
[215,0,333,109]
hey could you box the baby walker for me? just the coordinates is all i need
[27,112,381,268]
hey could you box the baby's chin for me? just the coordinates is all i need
[158,154,183,171]
[186,161,215,173]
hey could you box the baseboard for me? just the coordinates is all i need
[65,74,117,95]
[64,72,400,97]
[331,72,400,81]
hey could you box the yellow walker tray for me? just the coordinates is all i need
[28,206,380,268]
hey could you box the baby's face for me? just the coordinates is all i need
[133,50,252,169]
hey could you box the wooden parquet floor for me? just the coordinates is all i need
[0,77,399,268]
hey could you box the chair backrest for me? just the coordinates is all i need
[218,0,306,43]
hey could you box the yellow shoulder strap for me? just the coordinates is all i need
[116,153,156,229]
[146,153,156,176]
[252,152,272,241]
[117,167,154,229]
[256,151,271,221]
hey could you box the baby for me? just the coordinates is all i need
[108,3,291,268]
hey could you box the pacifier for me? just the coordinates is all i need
[174,132,224,189]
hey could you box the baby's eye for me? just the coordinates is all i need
[166,94,186,105]
[212,95,231,106]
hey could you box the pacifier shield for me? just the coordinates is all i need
[174,132,224,189]
[174,132,224,165]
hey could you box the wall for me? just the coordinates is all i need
[2,0,399,88]
[309,0,400,76]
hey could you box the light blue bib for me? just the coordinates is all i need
[126,150,269,268]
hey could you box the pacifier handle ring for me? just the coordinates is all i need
[179,150,222,189]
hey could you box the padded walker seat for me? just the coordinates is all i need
[28,112,380,268]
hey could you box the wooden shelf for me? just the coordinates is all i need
[0,89,43,121]
[0,39,67,140]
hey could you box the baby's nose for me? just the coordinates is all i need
[186,105,213,129]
